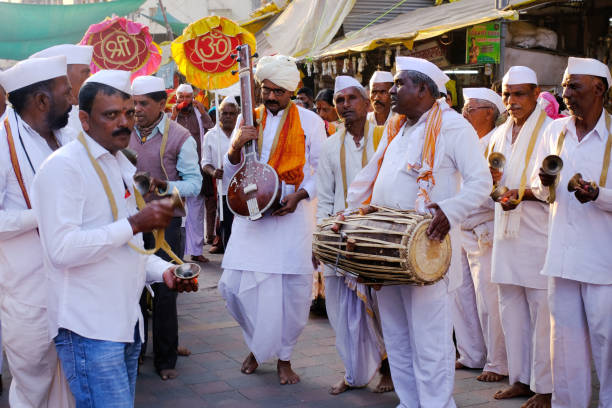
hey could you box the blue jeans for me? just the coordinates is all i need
[54,326,141,408]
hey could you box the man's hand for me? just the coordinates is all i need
[213,168,224,179]
[272,190,308,216]
[490,167,503,184]
[194,100,206,115]
[149,177,168,194]
[499,189,520,211]
[425,203,450,241]
[539,167,557,187]
[233,125,258,151]
[574,184,599,203]
[170,104,179,121]
[163,267,199,292]
[128,198,174,234]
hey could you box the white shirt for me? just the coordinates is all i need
[367,110,392,127]
[532,110,612,285]
[65,105,83,134]
[316,124,377,222]
[201,125,232,194]
[0,109,74,307]
[31,133,172,342]
[222,105,326,275]
[490,112,551,289]
[370,107,491,291]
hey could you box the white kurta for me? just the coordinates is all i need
[367,110,392,127]
[0,110,75,408]
[31,133,172,343]
[65,105,83,134]
[489,107,552,393]
[368,105,491,408]
[218,105,325,363]
[532,111,612,407]
[316,124,385,386]
[457,129,508,375]
[201,125,231,195]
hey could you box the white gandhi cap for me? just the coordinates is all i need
[0,55,67,93]
[395,56,449,95]
[334,75,364,94]
[176,83,194,94]
[502,66,538,86]
[565,57,612,89]
[30,44,93,65]
[463,87,505,113]
[132,75,165,95]
[369,71,394,88]
[220,95,238,107]
[83,69,132,95]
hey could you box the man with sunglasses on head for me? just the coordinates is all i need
[218,55,325,386]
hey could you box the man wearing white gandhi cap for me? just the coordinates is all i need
[532,57,612,407]
[30,44,94,133]
[453,87,508,385]
[316,75,393,395]
[218,54,326,384]
[346,56,491,407]
[367,70,394,126]
[487,65,553,407]
[0,55,75,407]
[30,69,197,406]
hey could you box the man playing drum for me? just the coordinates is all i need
[218,55,326,385]
[316,75,392,395]
[488,66,553,407]
[532,57,612,407]
[346,56,491,407]
[454,88,508,382]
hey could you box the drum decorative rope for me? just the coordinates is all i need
[313,206,451,286]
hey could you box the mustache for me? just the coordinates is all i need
[112,127,131,137]
[264,100,279,105]
[374,101,385,106]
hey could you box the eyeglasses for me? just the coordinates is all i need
[462,106,490,115]
[261,87,287,97]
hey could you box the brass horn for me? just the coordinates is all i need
[490,185,509,202]
[567,173,597,193]
[488,152,506,170]
[133,171,152,196]
[173,262,200,280]
[542,155,564,176]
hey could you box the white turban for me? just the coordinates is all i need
[334,75,364,95]
[503,66,538,86]
[369,71,394,88]
[176,83,194,94]
[254,55,300,92]
[565,57,612,89]
[463,87,505,113]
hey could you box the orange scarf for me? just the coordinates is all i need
[255,102,306,187]
[416,101,443,205]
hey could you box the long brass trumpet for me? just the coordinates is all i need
[488,152,508,202]
[542,155,564,176]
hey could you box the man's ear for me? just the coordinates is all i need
[33,91,51,113]
[79,110,90,133]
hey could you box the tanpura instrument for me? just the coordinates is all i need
[226,44,281,221]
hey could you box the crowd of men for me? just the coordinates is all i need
[0,40,610,408]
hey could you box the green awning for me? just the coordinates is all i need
[140,8,188,36]
[0,0,146,61]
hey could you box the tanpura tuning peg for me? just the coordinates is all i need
[231,70,238,75]
[236,58,241,62]
[230,54,237,59]
[252,52,259,58]
[236,45,242,50]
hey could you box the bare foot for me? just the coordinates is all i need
[521,393,551,408]
[277,360,300,385]
[494,382,534,400]
[477,371,507,382]
[329,378,351,395]
[177,346,191,356]
[159,368,178,381]
[455,360,467,369]
[192,255,209,263]
[373,371,394,393]
[241,352,258,374]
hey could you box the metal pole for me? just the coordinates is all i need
[158,0,174,41]
[215,92,224,222]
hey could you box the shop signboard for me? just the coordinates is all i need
[466,22,501,64]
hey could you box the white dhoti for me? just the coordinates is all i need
[218,269,312,362]
[462,232,507,375]
[498,283,552,393]
[185,194,205,257]
[453,249,486,368]
[1,295,74,408]
[549,277,612,408]
[324,275,385,387]
[378,281,456,408]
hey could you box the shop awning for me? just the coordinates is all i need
[0,0,146,61]
[139,8,187,36]
[315,0,518,58]
[255,0,356,58]
[239,1,286,35]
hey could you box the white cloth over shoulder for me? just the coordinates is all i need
[221,106,325,275]
[32,133,172,342]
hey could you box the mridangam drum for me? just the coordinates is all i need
[312,206,451,285]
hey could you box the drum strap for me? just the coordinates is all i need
[340,121,369,207]
[4,118,31,209]
[548,113,612,203]
[76,132,183,264]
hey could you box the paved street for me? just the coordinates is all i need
[0,252,599,407]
